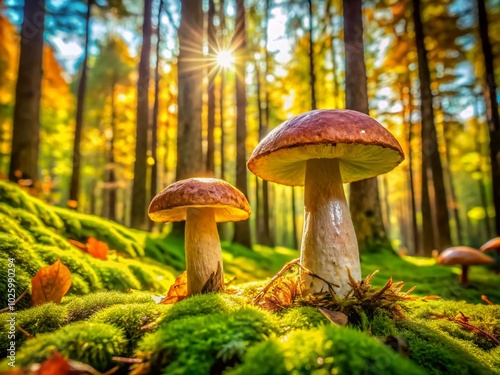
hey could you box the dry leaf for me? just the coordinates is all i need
[36,352,71,375]
[86,237,108,260]
[421,295,441,302]
[160,272,187,304]
[318,307,348,326]
[68,239,87,252]
[31,259,72,306]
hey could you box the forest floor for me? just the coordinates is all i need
[0,180,499,374]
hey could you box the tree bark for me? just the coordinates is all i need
[343,0,390,252]
[176,0,204,181]
[206,0,216,175]
[232,0,251,248]
[131,0,153,229]
[307,0,316,110]
[149,0,163,230]
[477,0,500,236]
[107,78,117,221]
[69,0,92,206]
[412,0,452,253]
[9,0,45,185]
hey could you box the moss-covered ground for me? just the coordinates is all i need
[0,180,499,374]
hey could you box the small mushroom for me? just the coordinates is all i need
[480,237,500,255]
[148,178,251,296]
[247,109,404,297]
[437,246,494,284]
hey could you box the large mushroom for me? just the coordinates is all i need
[247,109,404,297]
[148,178,251,296]
[437,246,494,284]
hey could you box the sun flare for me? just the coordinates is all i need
[216,50,235,68]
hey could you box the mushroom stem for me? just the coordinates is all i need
[185,207,224,295]
[300,158,361,297]
[460,265,469,284]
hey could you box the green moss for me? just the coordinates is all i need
[69,273,91,295]
[35,245,102,290]
[0,203,44,230]
[0,233,44,277]
[397,321,498,375]
[230,325,425,375]
[0,212,34,243]
[64,291,155,321]
[89,258,141,291]
[0,257,34,311]
[54,207,143,257]
[11,322,126,372]
[159,293,246,325]
[0,303,68,358]
[0,181,63,230]
[90,303,171,354]
[139,308,278,375]
[118,257,176,292]
[277,306,328,334]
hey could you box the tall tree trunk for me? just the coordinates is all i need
[69,0,92,206]
[326,0,340,108]
[9,0,45,184]
[477,0,500,236]
[176,0,204,180]
[206,0,216,175]
[412,0,451,253]
[131,0,153,229]
[174,0,205,234]
[404,79,419,254]
[219,0,226,181]
[343,0,390,251]
[108,78,117,221]
[307,0,316,110]
[232,0,251,248]
[255,61,264,243]
[149,0,163,230]
[260,0,274,247]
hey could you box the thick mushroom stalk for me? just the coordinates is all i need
[185,207,224,295]
[300,158,361,297]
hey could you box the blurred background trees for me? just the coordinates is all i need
[0,0,498,253]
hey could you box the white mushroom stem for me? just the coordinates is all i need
[185,207,224,295]
[300,158,361,297]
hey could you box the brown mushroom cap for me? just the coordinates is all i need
[480,237,500,252]
[437,246,495,266]
[148,178,251,223]
[247,109,404,186]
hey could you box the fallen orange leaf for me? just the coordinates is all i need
[161,272,187,304]
[36,352,71,375]
[31,259,72,306]
[86,237,108,260]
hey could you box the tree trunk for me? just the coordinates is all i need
[477,0,500,236]
[206,0,216,175]
[69,0,92,206]
[9,0,45,185]
[260,0,274,247]
[131,0,153,229]
[307,0,316,110]
[343,0,390,251]
[149,0,163,230]
[405,80,419,255]
[108,78,117,221]
[412,0,452,253]
[232,0,251,248]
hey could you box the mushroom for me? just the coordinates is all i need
[437,246,494,284]
[480,237,500,255]
[247,109,404,297]
[148,178,251,296]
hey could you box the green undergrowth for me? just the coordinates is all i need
[1,181,500,374]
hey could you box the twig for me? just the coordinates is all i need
[0,288,29,313]
[17,325,33,338]
[431,312,500,345]
[481,295,494,305]
[112,357,143,364]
